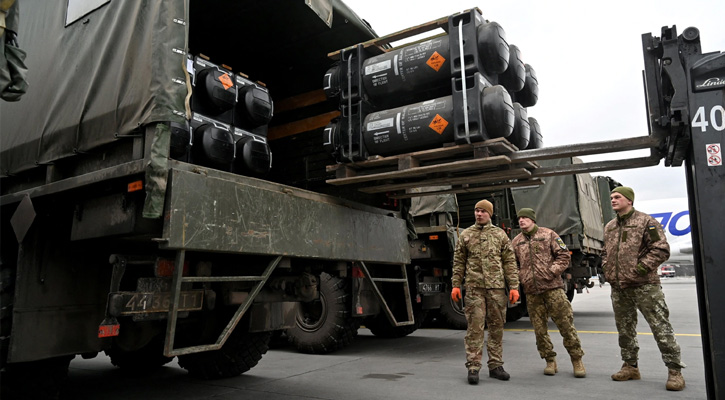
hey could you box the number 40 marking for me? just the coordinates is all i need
[692,105,725,132]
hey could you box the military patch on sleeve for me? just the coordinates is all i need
[555,237,567,250]
[648,225,661,241]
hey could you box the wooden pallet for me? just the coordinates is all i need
[325,137,541,198]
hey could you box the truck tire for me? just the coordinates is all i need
[439,288,467,330]
[365,302,425,338]
[286,272,359,354]
[105,336,174,373]
[178,329,271,379]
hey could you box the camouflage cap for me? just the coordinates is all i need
[611,186,635,202]
[474,199,494,216]
[517,208,536,222]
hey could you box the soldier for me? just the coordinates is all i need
[451,199,519,385]
[603,186,686,391]
[511,208,586,378]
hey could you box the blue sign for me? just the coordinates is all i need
[649,211,691,236]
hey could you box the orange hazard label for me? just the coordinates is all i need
[429,114,448,134]
[426,51,446,72]
[218,73,234,90]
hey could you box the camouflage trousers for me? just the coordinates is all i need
[463,287,507,371]
[526,288,584,361]
[611,284,685,369]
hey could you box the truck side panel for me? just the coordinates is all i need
[162,168,410,264]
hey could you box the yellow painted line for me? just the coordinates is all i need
[505,328,700,337]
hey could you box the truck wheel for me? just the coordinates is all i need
[439,289,467,330]
[105,336,174,373]
[286,272,359,354]
[365,302,425,338]
[178,329,271,379]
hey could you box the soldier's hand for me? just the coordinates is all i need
[451,287,461,302]
[508,289,519,304]
[636,263,648,276]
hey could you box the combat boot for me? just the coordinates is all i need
[572,358,586,378]
[489,366,510,381]
[611,362,640,381]
[467,369,479,385]
[544,358,557,375]
[666,369,685,391]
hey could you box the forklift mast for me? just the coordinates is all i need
[642,25,725,399]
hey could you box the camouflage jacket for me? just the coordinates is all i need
[602,209,670,289]
[512,226,571,295]
[452,222,518,291]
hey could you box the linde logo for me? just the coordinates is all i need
[696,77,725,89]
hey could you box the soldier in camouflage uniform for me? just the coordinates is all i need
[511,208,586,378]
[603,186,685,391]
[451,199,519,385]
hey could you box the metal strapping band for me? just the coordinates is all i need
[347,53,354,160]
[458,21,470,144]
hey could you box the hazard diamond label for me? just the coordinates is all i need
[426,51,446,72]
[218,73,234,90]
[429,114,448,134]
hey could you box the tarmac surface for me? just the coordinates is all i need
[65,277,706,399]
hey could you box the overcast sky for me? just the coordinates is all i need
[343,0,725,202]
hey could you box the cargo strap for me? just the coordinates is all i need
[457,20,471,145]
[163,251,282,356]
[358,261,414,327]
[346,52,354,159]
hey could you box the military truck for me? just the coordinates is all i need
[0,4,571,398]
[2,7,543,394]
[0,0,423,396]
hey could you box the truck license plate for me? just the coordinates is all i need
[120,290,204,314]
[418,282,444,294]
